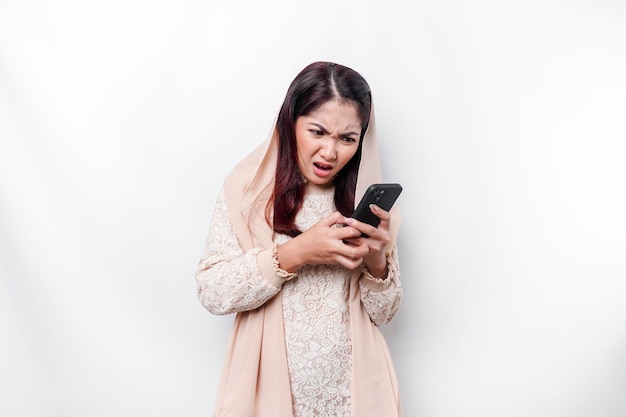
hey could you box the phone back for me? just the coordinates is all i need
[352,183,402,228]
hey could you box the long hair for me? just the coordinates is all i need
[270,61,372,237]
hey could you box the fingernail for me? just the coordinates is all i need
[345,218,354,225]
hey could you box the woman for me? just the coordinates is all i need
[196,61,403,417]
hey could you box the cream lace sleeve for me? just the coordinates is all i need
[195,188,280,315]
[359,246,403,326]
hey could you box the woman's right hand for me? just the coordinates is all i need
[276,211,369,272]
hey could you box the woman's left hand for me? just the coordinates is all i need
[342,204,391,277]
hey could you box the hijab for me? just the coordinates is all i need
[215,103,402,417]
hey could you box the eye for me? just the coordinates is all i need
[341,136,357,143]
[309,129,324,136]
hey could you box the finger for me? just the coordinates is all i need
[342,237,364,247]
[334,225,363,240]
[319,211,348,227]
[370,204,391,231]
[335,255,364,270]
[344,217,379,238]
[370,204,391,221]
[337,240,369,259]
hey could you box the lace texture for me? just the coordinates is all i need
[196,188,402,416]
[195,188,280,315]
[359,245,402,326]
[276,193,352,417]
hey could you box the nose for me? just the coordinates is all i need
[319,138,337,161]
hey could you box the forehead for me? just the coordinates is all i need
[303,100,362,129]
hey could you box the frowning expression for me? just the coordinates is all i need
[295,100,362,188]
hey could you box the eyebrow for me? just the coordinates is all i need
[309,122,359,137]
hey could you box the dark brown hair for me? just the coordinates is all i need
[271,61,372,236]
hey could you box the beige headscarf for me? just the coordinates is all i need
[215,105,402,417]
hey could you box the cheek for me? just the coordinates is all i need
[295,139,314,159]
[294,139,313,171]
[337,147,359,169]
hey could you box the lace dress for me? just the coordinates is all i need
[275,192,353,416]
[196,188,402,417]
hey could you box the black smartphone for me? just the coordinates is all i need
[352,183,402,236]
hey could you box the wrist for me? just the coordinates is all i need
[271,244,298,280]
[364,256,387,277]
[364,251,392,279]
[364,262,388,279]
[275,240,303,273]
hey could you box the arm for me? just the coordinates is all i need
[342,204,402,325]
[359,246,403,326]
[195,188,290,315]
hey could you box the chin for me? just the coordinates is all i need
[307,178,333,188]
[317,180,335,188]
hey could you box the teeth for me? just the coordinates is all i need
[315,163,331,170]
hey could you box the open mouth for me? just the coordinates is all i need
[314,162,333,171]
[313,161,334,178]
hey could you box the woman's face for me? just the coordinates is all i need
[294,99,362,188]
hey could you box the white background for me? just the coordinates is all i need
[1,1,625,416]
